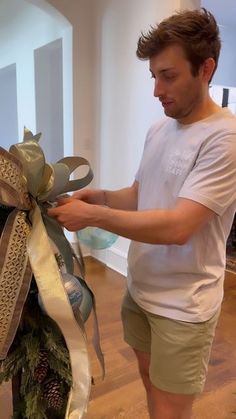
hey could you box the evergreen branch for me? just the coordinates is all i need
[20,364,34,397]
[25,383,47,419]
[43,329,70,364]
[0,350,25,383]
[47,354,72,386]
[43,317,65,344]
[21,332,41,372]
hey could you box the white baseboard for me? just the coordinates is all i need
[71,242,127,277]
[91,246,127,277]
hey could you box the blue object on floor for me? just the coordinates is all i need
[76,227,118,249]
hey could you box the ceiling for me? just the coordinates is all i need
[0,1,235,29]
[201,0,236,27]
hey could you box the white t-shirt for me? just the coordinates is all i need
[127,108,236,322]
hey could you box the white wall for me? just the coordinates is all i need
[180,0,200,8]
[46,0,96,168]
[212,25,236,88]
[0,0,72,159]
[34,38,64,162]
[96,0,173,189]
[201,0,236,88]
[0,64,18,149]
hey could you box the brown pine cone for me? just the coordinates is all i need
[43,378,63,410]
[34,350,49,383]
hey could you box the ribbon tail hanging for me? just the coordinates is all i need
[42,212,74,274]
[27,204,91,418]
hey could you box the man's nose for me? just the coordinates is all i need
[153,79,165,98]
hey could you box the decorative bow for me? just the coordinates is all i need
[0,128,99,418]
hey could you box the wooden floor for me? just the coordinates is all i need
[85,258,236,419]
[1,257,236,418]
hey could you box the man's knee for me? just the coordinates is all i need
[150,385,194,419]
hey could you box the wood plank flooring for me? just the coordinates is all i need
[1,257,236,418]
[84,258,236,419]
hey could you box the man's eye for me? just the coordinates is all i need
[164,74,176,80]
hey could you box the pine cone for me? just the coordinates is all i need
[44,378,63,410]
[34,351,49,383]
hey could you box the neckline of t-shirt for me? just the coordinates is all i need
[175,107,231,129]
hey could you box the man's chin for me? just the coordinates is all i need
[164,109,177,119]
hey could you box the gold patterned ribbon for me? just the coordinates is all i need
[0,147,31,359]
[0,209,32,358]
[0,129,97,418]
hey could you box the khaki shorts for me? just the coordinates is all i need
[121,291,220,395]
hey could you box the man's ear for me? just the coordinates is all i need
[201,57,216,83]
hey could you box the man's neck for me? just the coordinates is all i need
[178,97,222,125]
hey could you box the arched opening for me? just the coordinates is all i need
[0,0,73,161]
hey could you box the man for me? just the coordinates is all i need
[48,8,236,419]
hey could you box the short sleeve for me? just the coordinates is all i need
[179,133,236,215]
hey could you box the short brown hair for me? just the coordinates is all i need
[136,8,221,81]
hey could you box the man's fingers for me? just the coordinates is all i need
[54,196,73,206]
[47,206,61,216]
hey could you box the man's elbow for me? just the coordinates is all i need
[171,230,191,246]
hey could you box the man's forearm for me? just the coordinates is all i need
[103,187,137,210]
[90,205,183,245]
[89,198,214,245]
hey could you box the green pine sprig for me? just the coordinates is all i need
[0,279,72,418]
